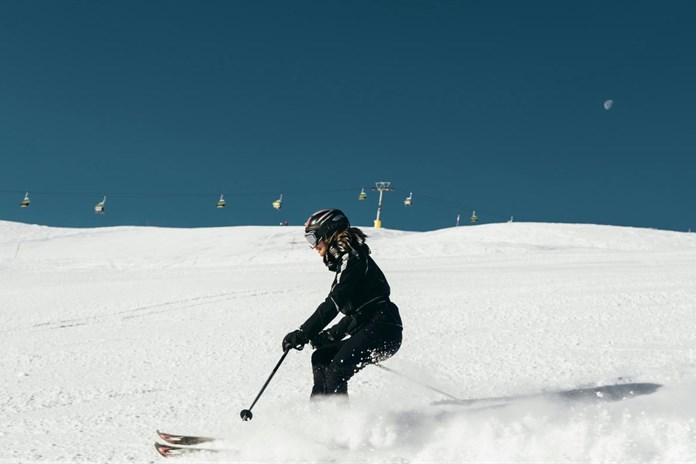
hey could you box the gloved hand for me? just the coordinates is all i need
[282,329,308,352]
[310,330,335,349]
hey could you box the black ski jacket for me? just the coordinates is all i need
[300,244,402,341]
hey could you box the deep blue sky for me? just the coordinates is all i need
[1,1,694,232]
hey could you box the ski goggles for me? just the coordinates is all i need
[304,231,322,248]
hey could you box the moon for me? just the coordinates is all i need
[604,99,614,110]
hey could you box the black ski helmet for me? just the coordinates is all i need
[304,209,350,247]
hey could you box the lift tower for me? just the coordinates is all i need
[371,181,394,229]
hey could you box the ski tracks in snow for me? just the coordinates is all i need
[1,288,292,334]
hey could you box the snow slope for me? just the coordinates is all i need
[1,221,695,463]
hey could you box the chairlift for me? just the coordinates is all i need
[216,194,226,208]
[272,194,283,210]
[404,192,413,207]
[358,188,367,200]
[470,210,478,223]
[95,196,106,215]
[20,192,30,208]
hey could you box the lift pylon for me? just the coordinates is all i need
[371,182,394,228]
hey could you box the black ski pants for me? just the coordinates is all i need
[310,321,402,397]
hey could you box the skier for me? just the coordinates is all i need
[282,209,403,398]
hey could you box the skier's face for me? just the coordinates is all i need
[315,241,328,257]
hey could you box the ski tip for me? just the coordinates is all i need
[156,430,177,444]
[156,430,216,446]
[154,441,222,458]
[154,442,173,458]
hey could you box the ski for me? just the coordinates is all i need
[156,430,217,446]
[154,442,220,458]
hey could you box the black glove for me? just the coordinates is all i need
[282,329,308,352]
[310,330,335,349]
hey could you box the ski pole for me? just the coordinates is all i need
[240,348,290,421]
[374,363,461,401]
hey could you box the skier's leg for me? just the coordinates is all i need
[310,344,342,398]
[323,322,402,395]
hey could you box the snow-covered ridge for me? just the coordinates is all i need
[2,220,694,269]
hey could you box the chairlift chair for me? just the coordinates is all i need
[358,188,367,200]
[95,196,106,215]
[272,194,283,210]
[217,194,226,208]
[20,192,30,208]
[470,210,478,223]
[404,192,413,207]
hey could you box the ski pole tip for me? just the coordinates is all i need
[240,409,253,421]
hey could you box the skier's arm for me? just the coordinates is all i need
[326,251,367,315]
[324,314,357,341]
[299,297,339,339]
[309,314,357,348]
[299,251,365,338]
